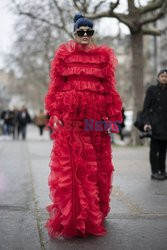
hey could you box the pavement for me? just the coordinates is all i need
[0,125,167,250]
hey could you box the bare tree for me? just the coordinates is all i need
[9,0,167,144]
[6,0,70,108]
[82,0,167,144]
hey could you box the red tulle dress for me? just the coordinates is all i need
[45,40,122,238]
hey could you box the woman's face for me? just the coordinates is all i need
[158,72,167,84]
[74,26,94,46]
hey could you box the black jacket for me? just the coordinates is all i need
[17,111,31,126]
[1,110,14,125]
[143,82,167,140]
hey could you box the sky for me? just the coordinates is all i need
[0,1,16,67]
[0,0,148,67]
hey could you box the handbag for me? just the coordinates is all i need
[134,111,145,132]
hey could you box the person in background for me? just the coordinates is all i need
[17,106,31,140]
[143,69,167,180]
[12,107,19,140]
[45,113,52,140]
[119,107,126,141]
[34,109,47,138]
[1,108,14,138]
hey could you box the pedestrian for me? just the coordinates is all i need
[12,107,19,140]
[143,69,167,180]
[119,107,126,141]
[45,14,122,238]
[1,108,14,138]
[45,113,52,140]
[34,109,46,138]
[17,106,31,140]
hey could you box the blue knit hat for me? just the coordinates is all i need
[74,14,94,31]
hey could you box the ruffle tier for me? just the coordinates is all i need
[58,65,106,78]
[45,40,122,129]
[46,90,106,131]
[45,90,114,238]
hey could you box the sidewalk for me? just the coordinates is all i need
[0,125,167,250]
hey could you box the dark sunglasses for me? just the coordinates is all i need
[75,29,94,37]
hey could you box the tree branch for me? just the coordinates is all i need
[141,27,161,36]
[83,0,89,14]
[109,0,120,11]
[12,0,73,38]
[19,11,61,28]
[140,10,165,25]
[72,0,90,14]
[52,0,72,37]
[86,0,136,30]
[128,0,136,11]
[72,0,83,12]
[136,0,142,7]
[86,10,133,30]
[86,11,111,19]
[110,12,133,29]
[12,0,61,28]
[139,0,164,14]
[93,1,106,14]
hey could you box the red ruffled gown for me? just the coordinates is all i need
[45,40,122,238]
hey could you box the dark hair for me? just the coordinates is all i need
[74,14,93,31]
[157,69,167,77]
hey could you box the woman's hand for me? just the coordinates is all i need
[54,119,63,128]
[144,124,152,131]
[104,127,111,135]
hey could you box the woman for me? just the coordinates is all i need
[45,14,122,238]
[143,69,167,180]
[34,109,47,137]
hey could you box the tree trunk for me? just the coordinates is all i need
[130,32,144,145]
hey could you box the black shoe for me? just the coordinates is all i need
[160,172,167,179]
[151,173,165,180]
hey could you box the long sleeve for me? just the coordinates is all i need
[45,46,65,129]
[103,48,122,132]
[142,86,154,125]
